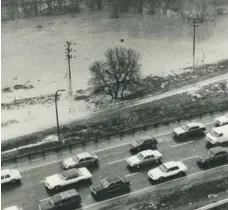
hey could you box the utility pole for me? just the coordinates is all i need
[65,41,75,97]
[191,18,199,71]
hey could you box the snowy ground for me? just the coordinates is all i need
[2,10,228,140]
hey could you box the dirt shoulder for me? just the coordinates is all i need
[89,166,228,210]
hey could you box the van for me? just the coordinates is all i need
[206,125,228,146]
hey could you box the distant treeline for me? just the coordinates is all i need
[1,0,228,21]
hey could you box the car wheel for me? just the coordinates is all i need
[54,186,61,191]
[178,171,185,177]
[11,179,17,184]
[158,177,164,182]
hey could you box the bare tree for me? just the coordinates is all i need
[219,81,228,96]
[89,47,141,100]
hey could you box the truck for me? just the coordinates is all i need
[206,125,228,146]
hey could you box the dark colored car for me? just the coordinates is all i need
[173,122,206,139]
[91,177,130,198]
[39,189,81,210]
[129,136,158,153]
[197,146,228,168]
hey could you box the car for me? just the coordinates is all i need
[2,206,23,210]
[44,168,92,190]
[39,189,81,210]
[197,147,228,168]
[173,122,206,139]
[215,114,228,127]
[206,125,228,146]
[90,176,130,198]
[129,136,158,153]
[148,161,187,181]
[126,149,162,168]
[62,152,98,170]
[1,169,22,184]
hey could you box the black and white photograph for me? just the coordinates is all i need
[1,0,228,210]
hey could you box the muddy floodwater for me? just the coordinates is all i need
[2,11,228,99]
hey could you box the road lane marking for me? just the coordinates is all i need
[5,120,216,172]
[39,180,45,183]
[80,164,228,210]
[108,158,126,165]
[125,172,139,177]
[95,143,130,153]
[171,141,194,148]
[181,155,198,162]
[194,198,228,210]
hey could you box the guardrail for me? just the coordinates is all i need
[194,198,228,210]
[1,107,227,166]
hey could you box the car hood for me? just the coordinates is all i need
[206,133,217,144]
[39,198,53,210]
[130,142,140,147]
[148,168,163,178]
[63,158,76,167]
[92,183,105,192]
[127,156,140,165]
[45,174,62,187]
[173,127,185,135]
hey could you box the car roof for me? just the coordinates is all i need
[53,189,79,203]
[209,146,228,154]
[186,122,202,127]
[103,176,123,183]
[163,161,182,168]
[77,152,92,159]
[62,169,80,179]
[140,150,157,156]
[137,135,155,141]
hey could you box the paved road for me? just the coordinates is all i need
[2,114,228,210]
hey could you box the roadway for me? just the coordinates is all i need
[1,113,228,210]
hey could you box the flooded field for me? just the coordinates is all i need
[2,11,228,100]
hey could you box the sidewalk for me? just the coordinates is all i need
[2,73,228,140]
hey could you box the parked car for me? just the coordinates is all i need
[173,122,206,139]
[2,206,23,210]
[62,152,99,170]
[39,189,81,210]
[91,176,130,198]
[1,169,21,184]
[206,125,228,146]
[126,149,162,168]
[197,147,228,168]
[45,168,92,190]
[148,161,187,182]
[215,114,228,127]
[129,136,158,153]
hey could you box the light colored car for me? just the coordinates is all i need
[45,168,92,190]
[1,169,22,184]
[62,152,98,169]
[215,114,228,126]
[173,122,206,138]
[148,161,187,181]
[3,206,23,210]
[126,149,162,168]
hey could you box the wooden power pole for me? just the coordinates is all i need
[191,18,199,71]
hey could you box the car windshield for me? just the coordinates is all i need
[159,164,168,172]
[208,150,215,157]
[181,124,189,131]
[73,156,79,162]
[60,173,68,180]
[101,178,110,188]
[136,139,144,144]
[49,198,56,206]
[136,153,144,160]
